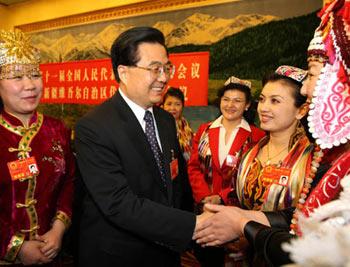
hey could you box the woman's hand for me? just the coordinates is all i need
[35,219,66,259]
[18,240,52,265]
[202,195,222,205]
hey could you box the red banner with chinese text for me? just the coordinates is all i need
[40,51,209,106]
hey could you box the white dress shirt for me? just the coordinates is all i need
[119,89,162,150]
[210,115,251,166]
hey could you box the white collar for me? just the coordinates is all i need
[210,115,251,132]
[119,88,153,125]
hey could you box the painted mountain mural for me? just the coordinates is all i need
[167,11,319,80]
[166,13,276,47]
[35,8,320,132]
[31,12,277,63]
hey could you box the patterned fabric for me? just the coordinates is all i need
[308,62,350,149]
[144,110,167,186]
[236,135,313,211]
[301,148,350,217]
[275,65,308,83]
[187,121,265,204]
[307,30,329,63]
[176,116,193,162]
[197,124,213,189]
[307,0,350,149]
[196,119,251,189]
[0,110,75,264]
[224,75,251,88]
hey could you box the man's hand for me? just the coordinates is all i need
[194,210,214,236]
[18,240,52,265]
[193,204,249,246]
[35,220,66,259]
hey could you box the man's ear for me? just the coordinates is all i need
[296,103,309,120]
[118,65,127,84]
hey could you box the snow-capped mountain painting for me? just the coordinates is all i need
[30,0,322,63]
[165,13,276,47]
[31,0,322,129]
[31,12,277,63]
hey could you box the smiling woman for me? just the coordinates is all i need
[187,75,265,266]
[216,65,312,265]
[236,66,310,211]
[0,29,75,266]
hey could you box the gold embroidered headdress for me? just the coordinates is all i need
[0,29,41,80]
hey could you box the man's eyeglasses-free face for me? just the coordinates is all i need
[132,63,175,78]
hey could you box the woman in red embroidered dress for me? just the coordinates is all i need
[222,66,311,265]
[0,30,75,266]
[193,1,350,266]
[236,66,311,212]
[188,77,265,208]
[188,76,265,266]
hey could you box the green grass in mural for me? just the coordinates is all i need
[169,11,319,80]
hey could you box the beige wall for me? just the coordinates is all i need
[0,5,10,29]
[0,0,146,29]
[1,0,327,30]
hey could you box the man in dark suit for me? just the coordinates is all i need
[75,27,203,266]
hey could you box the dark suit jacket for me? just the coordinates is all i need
[75,91,195,267]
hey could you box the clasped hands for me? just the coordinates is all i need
[194,201,250,247]
[18,220,65,265]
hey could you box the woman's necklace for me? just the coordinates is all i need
[290,145,323,235]
[265,142,289,166]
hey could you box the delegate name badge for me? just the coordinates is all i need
[170,149,178,180]
[7,156,40,181]
[226,154,238,167]
[170,158,179,180]
[261,165,291,186]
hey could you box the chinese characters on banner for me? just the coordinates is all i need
[40,51,209,106]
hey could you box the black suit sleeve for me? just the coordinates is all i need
[171,135,194,212]
[264,207,295,229]
[244,208,295,267]
[75,116,196,252]
[242,161,332,266]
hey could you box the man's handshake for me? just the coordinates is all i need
[193,204,269,247]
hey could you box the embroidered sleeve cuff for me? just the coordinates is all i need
[4,233,25,262]
[54,210,71,229]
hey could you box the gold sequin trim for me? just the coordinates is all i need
[5,112,44,239]
[54,211,71,229]
[20,225,39,234]
[16,199,37,208]
[3,233,25,262]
